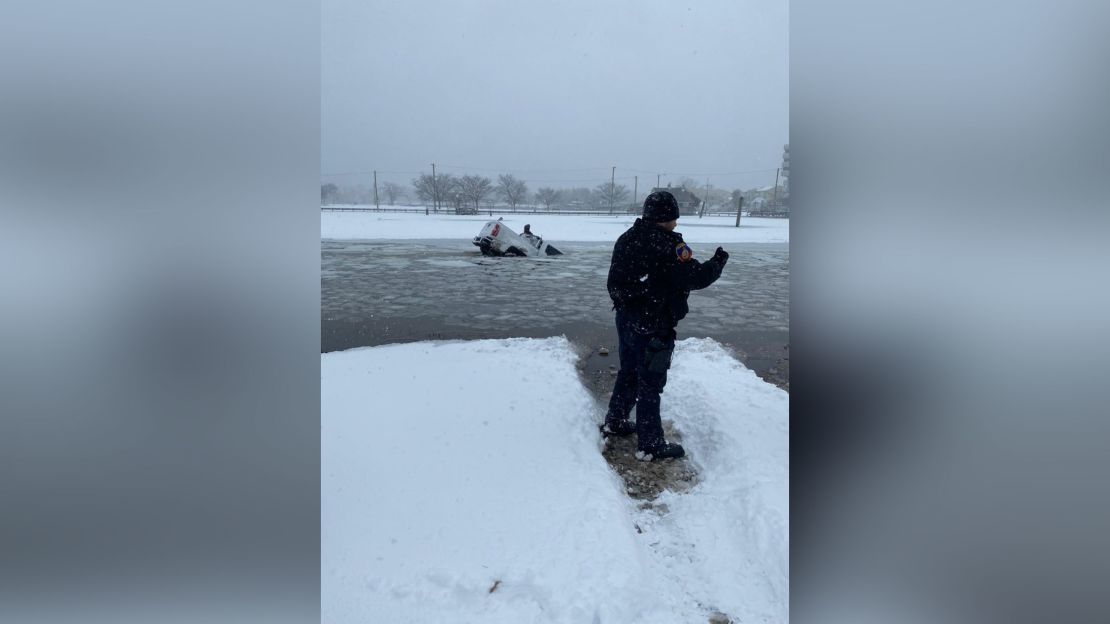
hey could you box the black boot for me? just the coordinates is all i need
[636,442,685,461]
[600,419,636,436]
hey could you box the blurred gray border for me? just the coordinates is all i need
[791,1,1109,622]
[0,3,320,622]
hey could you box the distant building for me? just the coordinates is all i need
[742,185,775,205]
[649,185,702,216]
[744,145,790,218]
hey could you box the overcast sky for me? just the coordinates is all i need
[323,0,787,191]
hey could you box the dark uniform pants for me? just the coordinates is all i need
[605,309,676,450]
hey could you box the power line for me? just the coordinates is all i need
[322,169,422,177]
[525,175,639,184]
[623,166,779,176]
[434,163,613,173]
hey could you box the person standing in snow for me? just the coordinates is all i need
[602,191,729,460]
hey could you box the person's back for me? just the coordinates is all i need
[607,219,659,308]
[602,191,730,460]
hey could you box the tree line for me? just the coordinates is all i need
[323,174,753,213]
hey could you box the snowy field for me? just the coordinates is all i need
[321,210,789,244]
[322,337,788,623]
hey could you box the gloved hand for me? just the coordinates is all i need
[713,246,729,265]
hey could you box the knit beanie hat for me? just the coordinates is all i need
[643,191,680,222]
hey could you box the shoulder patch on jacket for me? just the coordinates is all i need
[675,242,693,263]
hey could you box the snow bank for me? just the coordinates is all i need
[639,338,790,622]
[322,338,646,623]
[322,337,788,623]
[321,211,788,244]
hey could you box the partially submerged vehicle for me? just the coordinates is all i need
[472,221,563,257]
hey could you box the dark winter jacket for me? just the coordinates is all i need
[607,218,725,334]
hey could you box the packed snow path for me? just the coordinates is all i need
[322,337,788,623]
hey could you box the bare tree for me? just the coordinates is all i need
[496,174,529,210]
[563,187,592,208]
[382,181,404,205]
[535,187,561,210]
[412,173,458,211]
[329,184,373,205]
[703,186,732,212]
[435,174,461,212]
[321,183,339,205]
[458,175,493,214]
[668,177,718,215]
[594,181,629,209]
[411,174,435,204]
[728,189,745,215]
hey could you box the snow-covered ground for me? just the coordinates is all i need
[322,337,788,623]
[321,210,789,244]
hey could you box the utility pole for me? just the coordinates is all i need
[772,167,781,209]
[609,166,615,215]
[633,175,638,214]
[373,170,379,210]
[431,163,438,214]
[735,196,743,227]
[701,178,710,218]
[656,173,661,188]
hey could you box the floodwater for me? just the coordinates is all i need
[322,239,789,390]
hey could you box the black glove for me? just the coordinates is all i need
[713,246,729,265]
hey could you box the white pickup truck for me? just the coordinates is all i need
[472,221,563,257]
